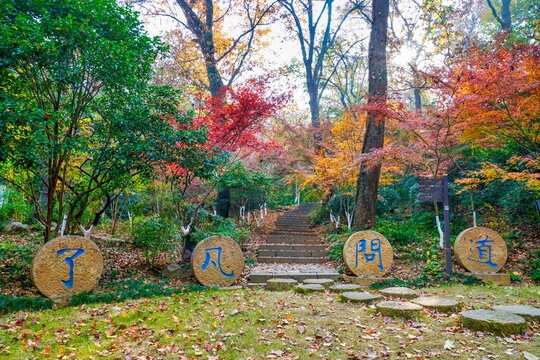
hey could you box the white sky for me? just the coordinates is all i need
[130,0,479,114]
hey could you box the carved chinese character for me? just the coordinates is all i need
[56,248,85,288]
[455,227,507,273]
[191,236,244,287]
[201,247,234,278]
[343,231,393,276]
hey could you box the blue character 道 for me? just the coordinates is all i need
[356,239,384,271]
[57,248,85,289]
[467,235,498,268]
[201,247,234,278]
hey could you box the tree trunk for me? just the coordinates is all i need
[307,80,320,129]
[486,0,512,33]
[353,0,389,229]
[216,187,230,218]
[500,0,512,32]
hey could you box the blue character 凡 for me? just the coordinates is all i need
[201,247,234,278]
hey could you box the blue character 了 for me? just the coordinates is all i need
[201,247,234,278]
[56,248,85,289]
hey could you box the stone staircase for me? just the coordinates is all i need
[257,203,327,264]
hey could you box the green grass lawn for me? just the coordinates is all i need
[0,284,539,359]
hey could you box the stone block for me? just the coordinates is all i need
[468,272,511,286]
[376,301,423,318]
[266,278,298,291]
[461,310,527,335]
[379,287,418,299]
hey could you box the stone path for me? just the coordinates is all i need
[249,263,339,283]
[250,203,339,282]
[257,203,327,264]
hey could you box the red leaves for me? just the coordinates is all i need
[196,78,289,153]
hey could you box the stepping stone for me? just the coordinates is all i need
[379,287,418,299]
[266,278,298,291]
[492,305,540,322]
[295,284,325,294]
[340,292,382,304]
[329,284,362,293]
[247,283,266,289]
[303,278,335,288]
[376,301,423,318]
[412,296,461,313]
[219,285,243,290]
[461,310,527,335]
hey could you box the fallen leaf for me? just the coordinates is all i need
[523,352,539,360]
[444,340,455,350]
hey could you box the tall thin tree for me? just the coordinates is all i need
[353,0,389,228]
[278,0,367,130]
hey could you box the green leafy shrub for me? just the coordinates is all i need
[191,218,250,247]
[422,245,443,276]
[369,272,480,289]
[0,239,40,287]
[309,203,329,226]
[131,216,180,263]
[0,295,54,315]
[476,179,538,225]
[324,230,354,264]
[530,249,540,283]
[0,279,208,315]
[70,279,207,306]
[0,186,33,223]
[374,217,421,246]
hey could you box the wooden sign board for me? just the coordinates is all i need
[418,178,443,186]
[418,192,443,202]
[418,178,444,203]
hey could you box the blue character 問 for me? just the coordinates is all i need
[201,247,234,278]
[56,248,85,289]
[356,239,384,271]
[467,235,498,268]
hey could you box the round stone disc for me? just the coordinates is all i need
[31,235,103,302]
[492,305,540,322]
[295,284,325,294]
[340,292,382,304]
[454,227,507,273]
[343,231,393,276]
[379,287,418,299]
[329,284,362,293]
[376,301,423,318]
[303,278,335,288]
[266,278,298,291]
[412,296,461,312]
[191,235,244,287]
[461,310,527,335]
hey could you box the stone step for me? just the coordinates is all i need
[259,244,327,251]
[276,219,311,224]
[250,271,339,283]
[266,240,322,246]
[274,225,312,230]
[258,256,327,264]
[271,230,317,235]
[258,249,327,257]
[274,228,313,233]
[268,233,319,240]
[269,232,318,238]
